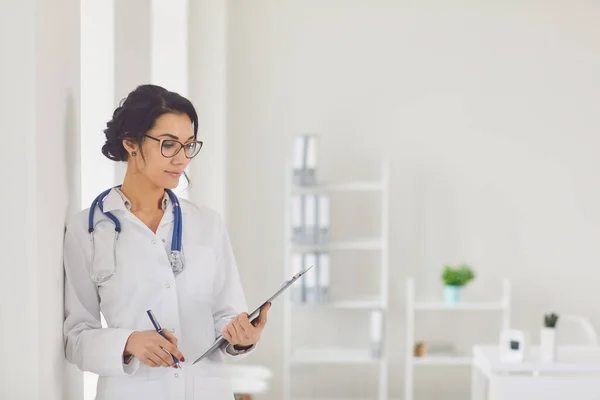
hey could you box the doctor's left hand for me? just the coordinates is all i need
[223,302,271,348]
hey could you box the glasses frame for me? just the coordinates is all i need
[143,134,203,159]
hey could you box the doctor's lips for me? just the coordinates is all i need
[166,170,183,177]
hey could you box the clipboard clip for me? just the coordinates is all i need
[294,264,313,280]
[278,264,313,289]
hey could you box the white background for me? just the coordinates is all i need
[226,1,600,399]
[2,1,600,399]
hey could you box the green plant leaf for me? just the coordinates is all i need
[442,264,475,287]
[543,312,559,328]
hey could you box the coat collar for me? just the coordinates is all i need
[101,188,189,215]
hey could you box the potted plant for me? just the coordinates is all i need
[441,264,475,305]
[540,312,559,362]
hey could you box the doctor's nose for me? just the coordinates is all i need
[171,150,187,166]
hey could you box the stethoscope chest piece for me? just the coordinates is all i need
[169,250,185,274]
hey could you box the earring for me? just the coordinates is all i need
[131,151,137,156]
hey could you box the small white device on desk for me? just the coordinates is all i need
[471,345,600,400]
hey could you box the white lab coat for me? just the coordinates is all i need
[63,189,253,400]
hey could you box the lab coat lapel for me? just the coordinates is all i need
[98,190,149,232]
[101,189,127,213]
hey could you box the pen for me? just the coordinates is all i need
[146,309,181,368]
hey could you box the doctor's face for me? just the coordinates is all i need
[136,112,198,189]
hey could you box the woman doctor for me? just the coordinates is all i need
[63,84,270,399]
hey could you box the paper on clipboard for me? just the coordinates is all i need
[192,265,314,365]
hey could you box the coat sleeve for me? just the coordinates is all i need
[63,227,140,376]
[211,215,257,359]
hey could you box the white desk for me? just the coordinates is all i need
[472,345,600,400]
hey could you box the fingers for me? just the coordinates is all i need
[223,307,271,347]
[157,346,177,366]
[141,355,160,367]
[256,302,271,327]
[145,351,169,367]
[236,313,253,337]
[223,325,233,342]
[236,313,254,339]
[158,335,184,362]
[128,330,185,367]
[230,316,252,345]
[162,329,179,346]
[229,319,243,342]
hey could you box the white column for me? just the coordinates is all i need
[114,0,151,183]
[188,1,228,218]
[150,0,190,198]
[81,0,116,208]
[0,0,80,399]
[79,0,116,397]
[0,2,38,397]
[150,0,188,95]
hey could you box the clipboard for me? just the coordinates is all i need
[192,264,313,365]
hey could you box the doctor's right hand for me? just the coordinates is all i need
[124,330,185,368]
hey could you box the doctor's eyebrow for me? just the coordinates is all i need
[157,133,196,141]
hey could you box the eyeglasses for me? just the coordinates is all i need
[144,134,203,159]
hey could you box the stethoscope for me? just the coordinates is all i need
[88,186,184,283]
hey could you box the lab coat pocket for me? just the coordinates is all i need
[143,363,170,382]
[99,375,169,400]
[180,245,216,303]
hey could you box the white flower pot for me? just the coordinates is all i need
[540,327,556,362]
[444,285,460,305]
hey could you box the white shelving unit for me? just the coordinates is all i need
[291,238,384,252]
[283,160,390,400]
[404,278,511,400]
[291,348,380,365]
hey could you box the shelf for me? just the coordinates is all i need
[291,238,383,252]
[293,398,402,400]
[405,279,511,399]
[331,298,386,310]
[293,398,401,400]
[291,348,380,365]
[284,160,390,400]
[291,181,383,194]
[293,297,386,310]
[413,355,472,366]
[414,302,506,311]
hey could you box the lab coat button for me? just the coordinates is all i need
[166,283,171,289]
[169,328,175,333]
[151,239,156,244]
[174,373,179,378]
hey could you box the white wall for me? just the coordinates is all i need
[114,0,151,184]
[80,0,115,208]
[150,0,188,96]
[188,0,228,217]
[0,2,38,397]
[226,1,600,399]
[150,0,191,198]
[0,0,81,398]
[114,0,151,103]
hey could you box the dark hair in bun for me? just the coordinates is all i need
[102,84,199,161]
